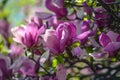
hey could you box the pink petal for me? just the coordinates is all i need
[53,0,65,8]
[44,29,60,54]
[45,0,67,18]
[71,47,82,57]
[77,30,91,44]
[81,20,90,33]
[104,42,120,52]
[107,31,119,42]
[11,26,25,43]
[99,33,111,47]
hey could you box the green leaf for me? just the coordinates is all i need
[71,41,81,48]
[52,55,63,68]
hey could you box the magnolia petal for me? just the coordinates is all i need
[99,33,111,47]
[77,30,91,44]
[38,25,46,35]
[11,26,25,43]
[81,20,91,33]
[10,56,26,71]
[19,58,36,77]
[30,16,43,27]
[104,42,120,52]
[91,52,108,60]
[45,0,67,18]
[53,0,65,8]
[107,31,119,42]
[44,29,60,54]
[71,47,81,57]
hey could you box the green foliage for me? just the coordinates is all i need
[0,35,4,51]
[52,55,64,68]
[71,41,81,48]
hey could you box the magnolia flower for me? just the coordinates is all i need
[44,28,68,55]
[99,31,120,56]
[0,54,12,80]
[44,22,76,55]
[56,22,77,45]
[11,22,45,48]
[45,0,67,18]
[10,44,23,58]
[19,58,36,77]
[77,20,97,44]
[95,7,110,27]
[10,56,36,77]
[71,47,88,59]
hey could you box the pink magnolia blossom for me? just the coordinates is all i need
[45,0,67,18]
[10,44,23,58]
[11,22,45,48]
[95,7,110,27]
[44,28,68,55]
[56,22,77,45]
[99,31,120,56]
[0,54,12,80]
[44,22,76,55]
[19,58,36,77]
[77,20,97,44]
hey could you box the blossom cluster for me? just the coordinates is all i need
[0,0,120,80]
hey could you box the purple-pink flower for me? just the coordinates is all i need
[44,28,68,55]
[10,44,23,58]
[71,47,87,59]
[44,22,76,55]
[99,31,120,56]
[19,58,36,77]
[11,22,45,48]
[0,54,12,80]
[95,7,110,27]
[77,20,97,44]
[45,0,67,18]
[56,22,77,45]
